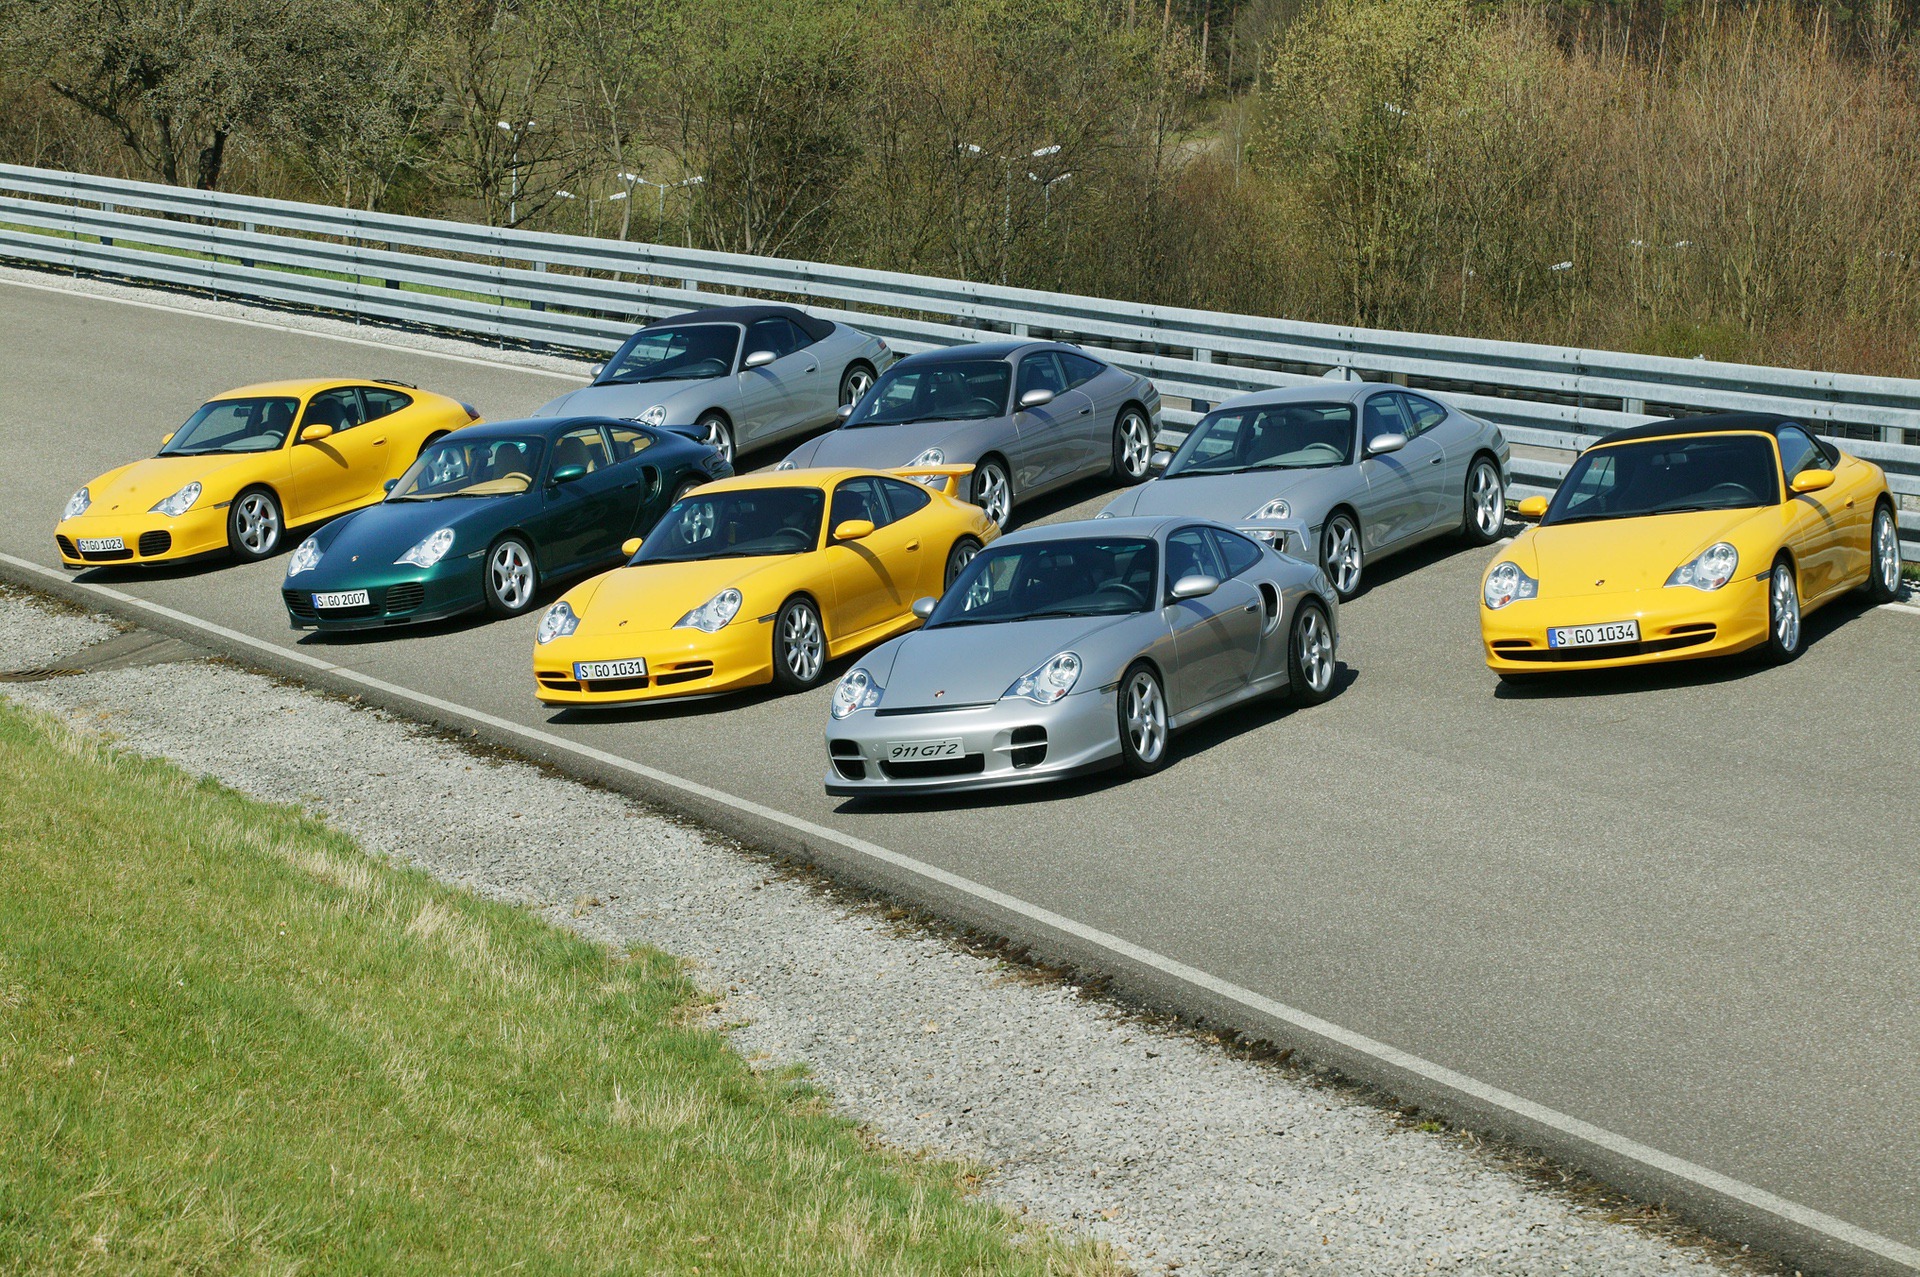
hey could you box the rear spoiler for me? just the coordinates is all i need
[1236,517,1312,560]
[890,464,975,500]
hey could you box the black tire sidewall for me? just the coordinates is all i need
[770,597,825,692]
[483,536,538,617]
[839,362,873,407]
[1285,600,1335,707]
[945,537,981,589]
[1115,661,1169,778]
[227,486,283,562]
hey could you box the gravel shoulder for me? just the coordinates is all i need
[0,586,1755,1276]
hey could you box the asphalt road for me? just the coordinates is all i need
[6,276,1920,1263]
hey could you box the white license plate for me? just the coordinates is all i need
[1547,620,1640,649]
[887,738,964,762]
[312,590,371,609]
[76,537,125,553]
[574,659,647,681]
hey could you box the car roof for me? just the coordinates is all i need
[214,377,374,399]
[1593,412,1811,447]
[641,304,834,343]
[674,467,904,494]
[448,416,646,440]
[895,341,1039,365]
[992,515,1199,546]
[1219,381,1377,410]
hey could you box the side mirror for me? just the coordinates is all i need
[836,403,855,422]
[383,479,398,494]
[1517,495,1549,520]
[1149,449,1173,473]
[743,349,777,370]
[588,363,605,380]
[1365,432,1406,458]
[550,464,587,486]
[300,422,335,444]
[911,596,937,619]
[833,518,874,542]
[1170,573,1220,601]
[1018,388,1056,410]
[621,537,643,557]
[1791,469,1835,494]
[160,431,175,447]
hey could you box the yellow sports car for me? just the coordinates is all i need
[533,466,995,705]
[1481,412,1902,679]
[56,378,478,567]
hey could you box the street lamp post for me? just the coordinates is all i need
[496,118,535,225]
[959,142,1061,287]
[617,172,706,242]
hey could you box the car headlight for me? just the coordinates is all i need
[537,600,580,644]
[1666,542,1739,591]
[286,536,322,577]
[638,405,668,427]
[1248,497,1292,521]
[1004,651,1081,705]
[63,487,91,520]
[675,587,741,632]
[396,528,455,568]
[910,448,945,467]
[831,667,884,719]
[1483,561,1539,609]
[776,459,797,471]
[149,481,201,517]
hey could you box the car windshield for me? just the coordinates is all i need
[1166,402,1355,476]
[389,436,546,499]
[597,324,740,385]
[160,397,300,455]
[847,360,1012,427]
[631,487,825,563]
[926,537,1157,627]
[1544,434,1780,526]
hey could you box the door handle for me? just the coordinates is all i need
[373,437,387,445]
[621,481,640,491]
[1242,602,1259,614]
[1077,407,1092,416]
[905,540,921,551]
[1428,455,1442,465]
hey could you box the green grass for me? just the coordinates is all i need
[0,700,1114,1275]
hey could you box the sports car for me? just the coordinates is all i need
[533,304,891,466]
[532,467,995,707]
[1481,412,1903,679]
[56,378,478,568]
[823,515,1339,796]
[1096,381,1511,599]
[282,416,729,631]
[774,341,1162,528]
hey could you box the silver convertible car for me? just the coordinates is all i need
[1097,382,1511,599]
[823,516,1338,797]
[776,341,1161,528]
[534,304,891,466]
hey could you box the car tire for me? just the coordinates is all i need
[771,596,828,692]
[971,457,1012,529]
[1863,501,1902,604]
[483,535,540,618]
[1283,600,1337,707]
[1462,456,1505,546]
[227,486,284,562]
[1115,661,1170,778]
[1111,406,1154,485]
[944,536,981,589]
[671,477,703,504]
[839,361,876,411]
[1320,511,1363,601]
[698,412,734,467]
[1759,557,1803,664]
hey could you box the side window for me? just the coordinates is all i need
[606,424,655,462]
[1561,452,1615,518]
[301,388,366,433]
[830,477,888,530]
[1164,527,1225,591]
[783,318,816,352]
[1209,528,1263,578]
[1015,353,1069,400]
[877,477,931,523]
[1362,393,1412,446]
[744,318,801,360]
[360,387,413,422]
[1401,393,1449,437]
[1058,351,1106,389]
[1776,426,1823,479]
[552,427,612,476]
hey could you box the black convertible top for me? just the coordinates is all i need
[643,304,834,343]
[1599,412,1813,446]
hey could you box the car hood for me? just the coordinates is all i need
[307,496,517,564]
[1526,507,1770,597]
[1102,469,1331,522]
[536,379,714,418]
[868,615,1133,708]
[790,420,998,469]
[566,555,802,635]
[82,453,271,511]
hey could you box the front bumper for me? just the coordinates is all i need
[55,507,229,568]
[1481,574,1770,672]
[534,617,777,706]
[824,687,1121,796]
[284,564,480,631]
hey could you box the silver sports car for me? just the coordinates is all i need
[534,304,891,466]
[823,516,1338,796]
[776,341,1161,528]
[1097,382,1511,599]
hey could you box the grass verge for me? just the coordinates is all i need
[0,699,1113,1275]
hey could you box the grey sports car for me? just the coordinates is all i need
[823,515,1338,796]
[776,341,1161,528]
[1097,382,1511,599]
[534,304,891,467]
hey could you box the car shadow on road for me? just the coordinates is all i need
[1341,526,1509,602]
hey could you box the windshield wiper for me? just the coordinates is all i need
[852,415,956,428]
[1018,607,1117,621]
[597,372,693,386]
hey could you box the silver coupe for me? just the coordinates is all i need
[775,341,1161,528]
[823,515,1338,796]
[534,304,891,466]
[1097,382,1511,599]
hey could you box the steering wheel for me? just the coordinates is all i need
[961,397,1001,417]
[1097,582,1149,609]
[1700,482,1757,504]
[678,358,727,379]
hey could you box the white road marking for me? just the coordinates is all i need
[0,275,583,381]
[2,544,1916,1275]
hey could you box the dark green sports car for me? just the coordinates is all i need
[281,416,731,631]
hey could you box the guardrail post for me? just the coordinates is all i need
[386,243,400,288]
[1623,397,1645,415]
[239,222,253,269]
[98,201,113,248]
[1194,349,1213,364]
[531,259,546,312]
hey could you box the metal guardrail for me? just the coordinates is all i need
[2,162,1916,559]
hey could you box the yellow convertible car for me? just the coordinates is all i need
[534,466,995,706]
[56,378,478,567]
[1481,413,1902,679]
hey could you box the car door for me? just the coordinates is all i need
[602,423,669,544]
[820,476,919,640]
[1161,526,1262,712]
[1208,527,1282,679]
[1776,425,1850,601]
[1357,391,1439,551]
[1401,392,1470,531]
[1057,349,1119,479]
[287,386,385,520]
[1010,352,1089,492]
[533,426,627,573]
[739,317,822,447]
[876,477,944,600]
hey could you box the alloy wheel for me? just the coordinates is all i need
[782,603,824,682]
[945,539,980,588]
[1877,508,1902,594]
[1119,411,1153,480]
[1323,516,1361,596]
[1471,463,1504,539]
[1299,608,1334,694]
[491,541,534,610]
[974,463,1011,528]
[1124,670,1167,764]
[702,417,734,466]
[1771,563,1800,652]
[235,493,279,555]
[842,367,874,406]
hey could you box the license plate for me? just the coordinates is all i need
[574,659,647,681]
[1547,620,1640,649]
[76,537,125,553]
[312,590,371,609]
[887,738,964,762]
